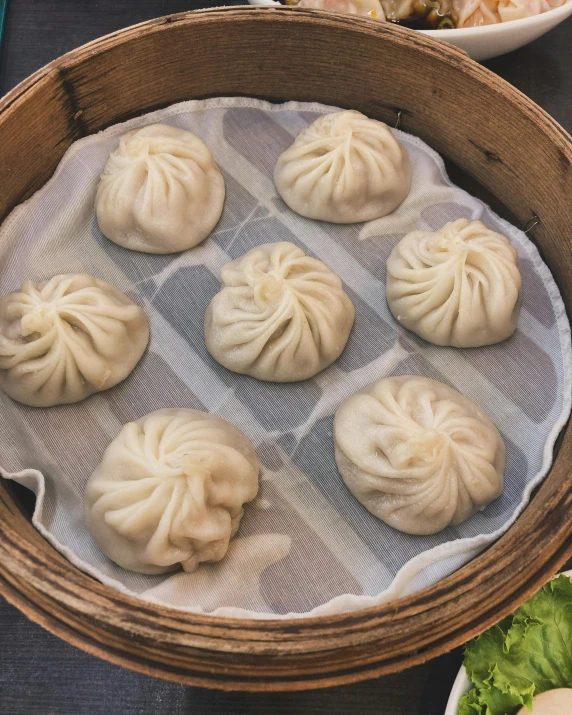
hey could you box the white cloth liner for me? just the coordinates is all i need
[0,97,569,619]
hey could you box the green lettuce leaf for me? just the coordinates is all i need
[458,681,523,715]
[459,574,572,715]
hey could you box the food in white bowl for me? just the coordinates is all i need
[248,0,572,60]
[260,0,566,26]
[279,0,566,26]
[445,570,572,715]
[286,0,385,18]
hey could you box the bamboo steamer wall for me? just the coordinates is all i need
[0,7,571,691]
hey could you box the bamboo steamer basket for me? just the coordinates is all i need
[0,6,571,692]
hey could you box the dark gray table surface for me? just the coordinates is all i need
[0,2,570,714]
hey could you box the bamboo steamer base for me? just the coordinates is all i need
[1,7,571,691]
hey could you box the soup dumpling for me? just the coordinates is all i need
[204,241,355,382]
[334,375,505,535]
[0,274,149,407]
[274,110,411,223]
[386,219,522,347]
[95,124,225,253]
[85,409,260,574]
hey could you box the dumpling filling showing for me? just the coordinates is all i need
[84,409,260,574]
[0,274,149,407]
[280,0,565,27]
[334,376,505,535]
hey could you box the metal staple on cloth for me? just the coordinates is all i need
[524,214,540,234]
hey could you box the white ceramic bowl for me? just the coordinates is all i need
[248,0,572,61]
[444,569,572,715]
[444,666,471,715]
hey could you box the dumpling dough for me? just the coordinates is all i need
[0,274,149,407]
[334,376,505,535]
[95,124,225,253]
[273,110,411,223]
[204,241,355,382]
[386,219,522,347]
[85,409,260,574]
[517,689,572,715]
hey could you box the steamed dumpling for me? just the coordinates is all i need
[386,219,522,347]
[204,241,355,382]
[0,274,149,407]
[85,409,260,574]
[273,110,411,223]
[334,376,505,535]
[95,124,225,253]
